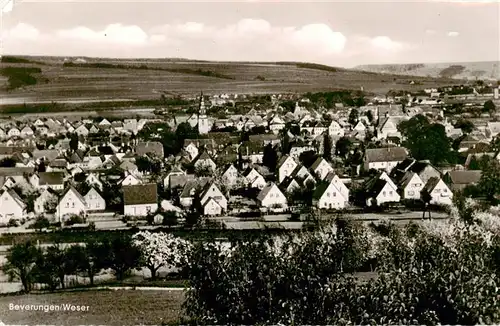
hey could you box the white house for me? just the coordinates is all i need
[184,143,199,161]
[277,155,298,183]
[123,184,158,216]
[313,178,349,210]
[269,115,286,134]
[202,197,223,216]
[366,179,400,206]
[199,182,227,212]
[423,177,453,206]
[221,164,240,188]
[120,173,142,186]
[85,173,104,191]
[328,120,345,137]
[193,152,217,172]
[399,171,424,200]
[56,186,87,222]
[245,168,266,189]
[31,172,65,191]
[257,182,288,210]
[0,189,26,223]
[310,157,334,181]
[163,167,185,189]
[84,187,106,211]
[7,127,21,138]
[364,147,408,172]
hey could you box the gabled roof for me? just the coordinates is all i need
[365,147,408,163]
[60,186,86,205]
[277,155,295,168]
[85,187,104,199]
[446,170,481,185]
[310,157,329,171]
[38,172,64,185]
[423,177,442,193]
[312,181,330,200]
[123,184,157,205]
[4,188,26,209]
[135,141,164,158]
[257,183,281,202]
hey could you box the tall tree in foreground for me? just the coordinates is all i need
[2,242,41,293]
[323,132,332,160]
[262,144,279,172]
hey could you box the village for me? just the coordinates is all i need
[0,83,498,231]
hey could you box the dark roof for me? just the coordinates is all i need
[365,147,408,163]
[38,172,64,185]
[446,170,481,185]
[0,167,34,176]
[135,141,164,158]
[123,184,158,205]
[365,179,389,197]
[312,181,329,200]
[423,177,441,193]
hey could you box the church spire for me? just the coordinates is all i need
[199,91,206,116]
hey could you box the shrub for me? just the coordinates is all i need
[64,214,86,226]
[8,219,20,227]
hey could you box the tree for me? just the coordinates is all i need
[69,134,79,152]
[335,137,352,158]
[483,100,496,114]
[398,114,453,165]
[103,235,141,281]
[132,231,188,280]
[455,119,474,134]
[32,216,51,231]
[37,159,46,173]
[477,156,500,201]
[323,132,332,160]
[2,241,41,293]
[420,189,433,220]
[299,150,319,168]
[262,144,278,172]
[0,157,17,167]
[36,245,78,290]
[348,108,359,126]
[74,240,108,286]
[281,131,291,155]
[366,110,374,123]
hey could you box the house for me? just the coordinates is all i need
[221,164,240,188]
[280,177,301,194]
[20,126,34,138]
[120,173,142,186]
[364,147,408,172]
[443,170,482,192]
[84,187,106,211]
[290,165,316,186]
[239,141,264,164]
[135,141,164,158]
[398,171,425,200]
[56,186,87,222]
[257,182,288,210]
[0,189,26,223]
[328,120,345,137]
[34,188,58,215]
[184,142,199,161]
[313,177,349,210]
[245,168,266,189]
[202,197,223,216]
[179,180,200,208]
[199,182,227,212]
[310,157,334,181]
[277,155,298,183]
[74,125,89,137]
[269,115,286,134]
[163,167,186,189]
[119,161,139,176]
[123,184,158,216]
[7,127,21,138]
[193,151,217,172]
[85,173,104,191]
[393,159,442,185]
[31,172,65,191]
[422,177,453,205]
[365,179,401,207]
[376,116,400,140]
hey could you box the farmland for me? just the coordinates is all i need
[0,289,184,325]
[0,55,464,108]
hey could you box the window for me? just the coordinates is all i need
[389,191,393,195]
[443,188,447,193]
[66,202,69,208]
[408,191,415,196]
[382,191,386,196]
[333,192,336,197]
[72,202,75,208]
[326,192,330,197]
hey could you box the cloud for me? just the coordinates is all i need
[370,36,407,51]
[290,24,347,54]
[3,23,40,40]
[447,31,460,37]
[57,23,149,45]
[425,29,437,35]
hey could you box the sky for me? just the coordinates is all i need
[1,0,499,67]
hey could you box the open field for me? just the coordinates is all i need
[355,61,500,81]
[0,56,464,107]
[0,289,185,325]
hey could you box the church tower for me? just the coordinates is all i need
[197,91,210,134]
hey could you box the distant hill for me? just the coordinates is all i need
[0,55,465,105]
[354,61,500,81]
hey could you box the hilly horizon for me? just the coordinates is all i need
[0,55,466,105]
[355,61,500,81]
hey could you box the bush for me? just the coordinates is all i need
[183,211,500,325]
[64,214,86,226]
[31,216,51,230]
[7,219,20,227]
